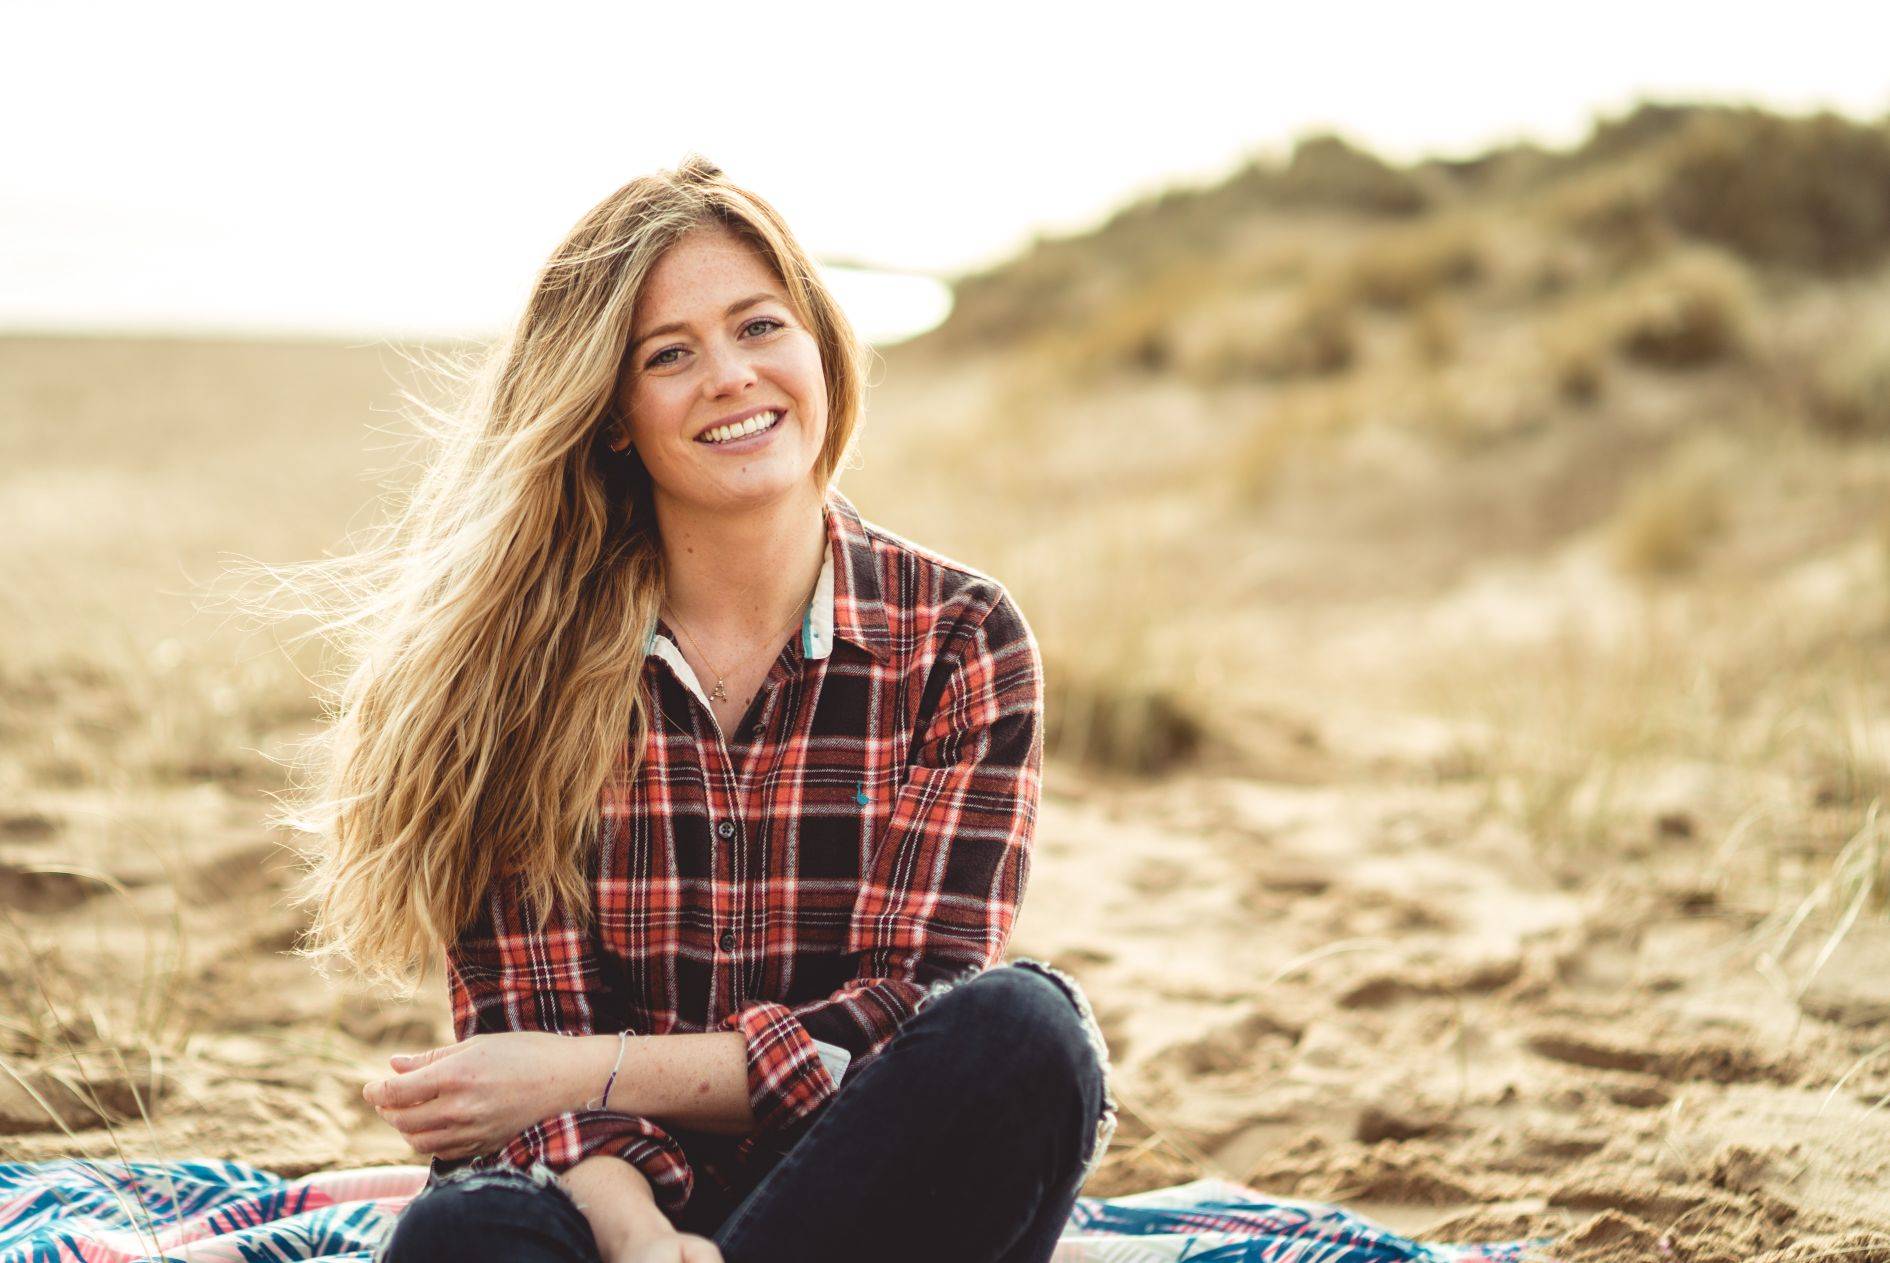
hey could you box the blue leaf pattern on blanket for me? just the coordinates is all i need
[0,1160,1551,1262]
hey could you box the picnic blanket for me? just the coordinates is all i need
[0,1158,1551,1262]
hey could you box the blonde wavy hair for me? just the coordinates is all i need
[267,155,869,993]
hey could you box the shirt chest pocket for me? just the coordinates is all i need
[779,774,894,949]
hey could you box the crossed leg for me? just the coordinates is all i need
[710,962,1106,1263]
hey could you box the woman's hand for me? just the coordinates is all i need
[560,1154,718,1263]
[362,1031,586,1160]
[615,1233,723,1263]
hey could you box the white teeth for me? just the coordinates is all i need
[700,410,780,444]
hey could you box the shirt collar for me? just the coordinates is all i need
[823,487,892,662]
[643,486,890,665]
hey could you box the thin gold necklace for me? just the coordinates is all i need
[662,576,819,705]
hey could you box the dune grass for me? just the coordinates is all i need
[7,100,1890,1253]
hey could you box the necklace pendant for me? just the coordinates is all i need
[710,680,729,703]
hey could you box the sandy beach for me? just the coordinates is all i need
[6,104,1890,1261]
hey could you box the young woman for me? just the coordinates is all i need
[284,157,1117,1263]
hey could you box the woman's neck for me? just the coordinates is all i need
[655,483,829,642]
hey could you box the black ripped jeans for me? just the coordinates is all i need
[374,962,1107,1263]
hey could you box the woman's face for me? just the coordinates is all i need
[614,226,829,517]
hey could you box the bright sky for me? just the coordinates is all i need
[5,1,1888,344]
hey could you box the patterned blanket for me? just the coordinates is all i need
[0,1159,1550,1262]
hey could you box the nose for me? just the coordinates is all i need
[700,335,759,397]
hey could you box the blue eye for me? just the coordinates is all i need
[644,316,784,369]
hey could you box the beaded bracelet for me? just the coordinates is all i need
[587,1029,632,1111]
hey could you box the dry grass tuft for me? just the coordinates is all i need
[1028,259,1218,379]
[0,851,192,1061]
[1799,311,1890,439]
[1609,248,1758,369]
[1013,523,1215,778]
[1537,316,1610,404]
[0,914,196,1254]
[1397,363,1552,448]
[1408,296,1464,368]
[1549,104,1890,275]
[1607,439,1733,576]
[1654,108,1890,274]
[1172,280,1360,386]
[0,631,319,796]
[1340,218,1487,311]
[1253,278,1361,381]
[1542,162,1678,271]
[1042,656,1209,777]
[1794,676,1890,815]
[1227,385,1359,501]
[1277,132,1433,217]
[1749,800,1888,1031]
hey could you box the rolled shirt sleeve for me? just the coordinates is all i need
[719,588,1043,1150]
[446,877,696,1215]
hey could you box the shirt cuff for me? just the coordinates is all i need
[720,1000,845,1146]
[493,1108,695,1216]
[813,1038,853,1086]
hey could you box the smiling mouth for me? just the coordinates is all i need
[696,409,784,445]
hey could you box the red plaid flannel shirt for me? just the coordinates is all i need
[437,487,1045,1216]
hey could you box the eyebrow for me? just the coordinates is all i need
[631,292,783,354]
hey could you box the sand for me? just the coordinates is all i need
[6,248,1890,1262]
[7,693,1889,1262]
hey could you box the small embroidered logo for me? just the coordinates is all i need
[854,783,871,806]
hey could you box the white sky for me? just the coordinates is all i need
[4,0,1889,343]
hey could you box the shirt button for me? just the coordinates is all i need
[716,820,735,839]
[718,929,737,952]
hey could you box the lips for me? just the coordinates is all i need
[695,404,785,441]
[697,408,785,446]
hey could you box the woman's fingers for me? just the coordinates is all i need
[677,1235,724,1263]
[402,1126,467,1158]
[376,1097,458,1137]
[391,1043,465,1070]
[363,1066,444,1108]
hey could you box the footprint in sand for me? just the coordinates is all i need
[0,860,115,914]
[0,1052,174,1134]
[182,837,300,904]
[1126,858,1191,895]
[1171,1006,1305,1077]
[341,1006,449,1048]
[1338,955,1523,1009]
[1237,860,1335,916]
[1087,1000,1134,1062]
[1047,945,1116,970]
[0,811,60,842]
[1524,1028,1790,1084]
